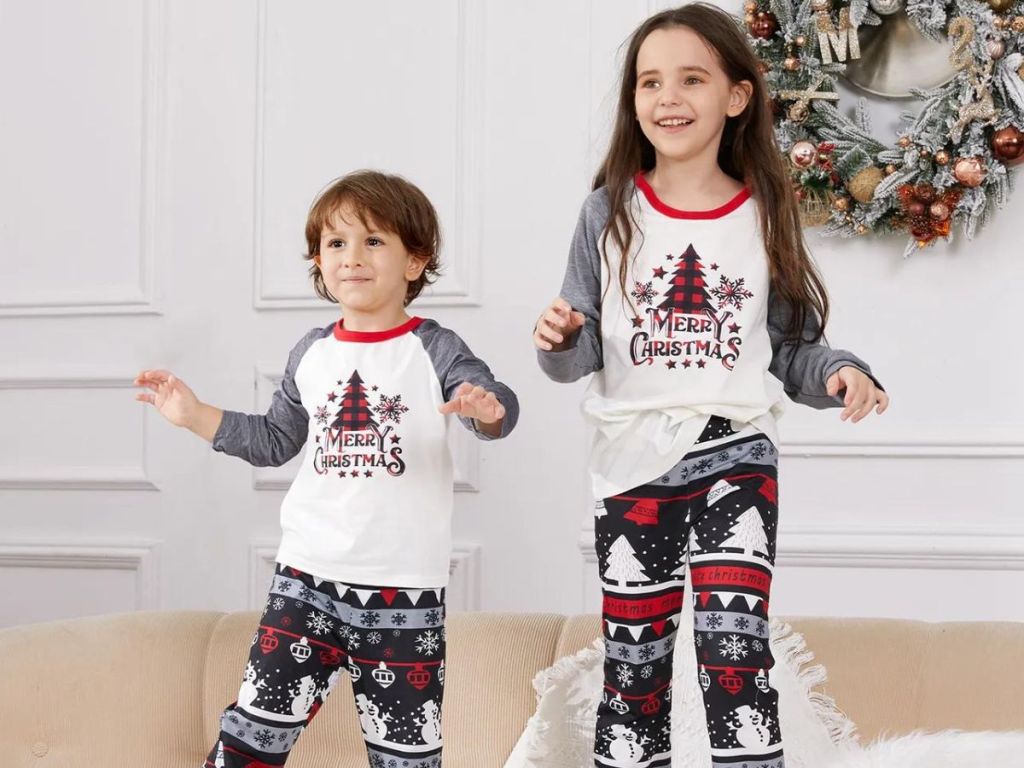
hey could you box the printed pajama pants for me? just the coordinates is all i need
[593,416,784,768]
[204,563,446,768]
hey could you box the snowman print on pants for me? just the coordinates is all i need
[729,704,772,749]
[355,693,393,740]
[607,724,650,763]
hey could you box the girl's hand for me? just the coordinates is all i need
[534,297,585,352]
[133,369,201,428]
[439,382,506,431]
[826,366,890,422]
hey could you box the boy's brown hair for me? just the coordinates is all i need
[304,170,442,306]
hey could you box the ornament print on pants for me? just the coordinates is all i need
[204,563,446,768]
[629,245,752,370]
[593,416,784,768]
[312,369,409,478]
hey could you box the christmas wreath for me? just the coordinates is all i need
[742,0,1024,256]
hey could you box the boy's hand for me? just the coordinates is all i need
[534,297,585,352]
[439,382,506,435]
[133,369,202,428]
[826,366,890,423]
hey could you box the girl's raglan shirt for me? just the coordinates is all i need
[212,316,519,588]
[539,176,882,499]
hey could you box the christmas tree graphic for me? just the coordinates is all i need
[720,507,769,557]
[658,244,717,316]
[604,535,650,586]
[330,370,379,432]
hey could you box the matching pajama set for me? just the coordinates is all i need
[205,316,518,768]
[538,174,882,768]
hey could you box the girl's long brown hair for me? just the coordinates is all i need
[594,2,829,342]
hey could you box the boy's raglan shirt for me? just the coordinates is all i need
[213,316,518,588]
[538,177,882,499]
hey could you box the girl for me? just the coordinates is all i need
[534,5,888,768]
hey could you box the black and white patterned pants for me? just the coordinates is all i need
[593,416,784,768]
[204,563,446,768]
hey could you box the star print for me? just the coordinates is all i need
[371,385,378,391]
[666,360,677,369]
[665,253,674,261]
[364,470,373,477]
[391,435,401,444]
[631,316,643,328]
[652,266,667,279]
[336,380,343,386]
[697,359,706,368]
[710,263,719,270]
[728,323,741,333]
[338,471,346,477]
[327,392,337,402]
[682,359,693,368]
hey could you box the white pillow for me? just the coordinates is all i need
[504,595,857,768]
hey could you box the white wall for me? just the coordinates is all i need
[1,0,1021,628]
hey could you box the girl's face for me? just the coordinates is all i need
[315,205,426,317]
[633,26,752,165]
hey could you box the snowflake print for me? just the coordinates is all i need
[755,620,766,634]
[370,754,386,768]
[752,639,764,652]
[663,639,674,653]
[374,394,409,424]
[278,581,292,593]
[314,405,329,427]
[631,280,657,306]
[383,648,394,658]
[337,625,352,641]
[361,610,381,627]
[706,613,723,629]
[640,665,654,679]
[616,663,634,688]
[253,729,275,749]
[424,609,440,625]
[719,634,749,661]
[751,442,767,460]
[306,611,333,636]
[347,631,361,651]
[277,732,287,742]
[271,597,285,611]
[620,647,631,660]
[696,634,703,646]
[711,274,754,310]
[367,631,383,645]
[297,586,315,603]
[639,644,655,662]
[717,451,729,463]
[696,458,714,473]
[415,630,441,656]
[391,612,407,626]
[734,616,750,631]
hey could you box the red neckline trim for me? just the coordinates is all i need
[634,172,751,219]
[333,316,423,343]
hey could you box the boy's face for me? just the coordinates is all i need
[315,205,426,318]
[633,26,752,165]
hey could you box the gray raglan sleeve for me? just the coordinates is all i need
[416,322,519,441]
[211,328,322,466]
[767,287,884,409]
[536,188,608,383]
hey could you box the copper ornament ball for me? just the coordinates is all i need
[953,156,986,187]
[929,201,951,222]
[991,125,1024,163]
[935,150,951,166]
[789,140,818,167]
[987,0,1014,12]
[1013,17,1024,33]
[833,196,851,212]
[908,201,926,217]
[752,12,778,39]
[795,34,807,46]
[784,57,801,71]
